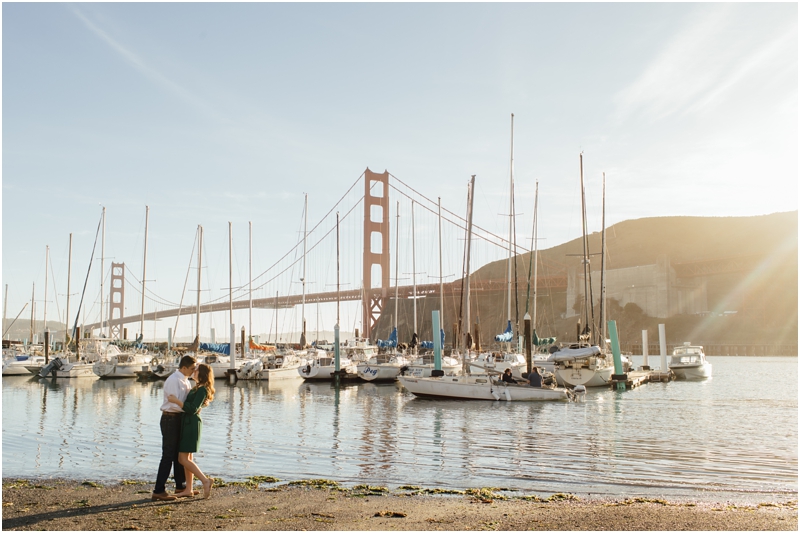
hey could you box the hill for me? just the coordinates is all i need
[372,211,798,351]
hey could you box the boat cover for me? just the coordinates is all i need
[420,329,445,350]
[495,321,513,342]
[249,338,276,352]
[112,333,144,350]
[199,342,231,355]
[548,345,601,362]
[377,328,398,349]
[533,330,556,346]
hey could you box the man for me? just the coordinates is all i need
[152,355,196,501]
[528,366,543,387]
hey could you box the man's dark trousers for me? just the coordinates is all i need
[154,412,185,494]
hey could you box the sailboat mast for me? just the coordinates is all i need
[336,212,340,327]
[579,153,591,343]
[2,285,7,341]
[30,283,35,345]
[507,114,514,327]
[600,173,607,349]
[228,221,233,327]
[438,197,444,335]
[66,233,72,347]
[463,176,476,353]
[140,206,149,337]
[100,207,106,337]
[301,194,307,345]
[249,221,253,351]
[394,202,400,332]
[43,245,49,335]
[532,182,539,329]
[412,200,417,341]
[196,225,203,342]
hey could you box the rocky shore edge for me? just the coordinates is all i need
[2,477,797,531]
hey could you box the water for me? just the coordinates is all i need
[2,356,796,503]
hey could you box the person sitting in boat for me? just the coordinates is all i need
[527,366,543,388]
[500,368,517,384]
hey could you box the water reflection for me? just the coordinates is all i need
[2,357,796,502]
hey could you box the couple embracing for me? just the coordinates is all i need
[152,355,215,501]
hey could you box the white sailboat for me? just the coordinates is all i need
[552,161,628,387]
[400,177,573,402]
[356,200,411,382]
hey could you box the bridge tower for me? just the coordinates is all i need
[362,169,391,338]
[109,263,125,339]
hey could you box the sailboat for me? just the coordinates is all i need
[472,114,527,378]
[551,161,630,387]
[399,176,573,402]
[356,200,411,382]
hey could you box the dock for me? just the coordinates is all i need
[609,369,675,389]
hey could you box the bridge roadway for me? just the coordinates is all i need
[81,276,567,333]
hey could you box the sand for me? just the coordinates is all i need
[2,477,796,531]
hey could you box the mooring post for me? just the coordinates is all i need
[658,324,667,373]
[608,320,626,391]
[524,313,532,375]
[240,327,245,360]
[44,330,50,365]
[432,310,443,377]
[641,329,650,370]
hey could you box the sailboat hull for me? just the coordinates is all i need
[555,364,613,387]
[398,375,571,401]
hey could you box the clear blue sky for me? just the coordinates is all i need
[2,2,797,342]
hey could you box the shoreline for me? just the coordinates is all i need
[3,477,797,531]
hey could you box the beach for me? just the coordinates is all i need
[2,478,796,531]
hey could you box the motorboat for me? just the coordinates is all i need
[670,342,712,379]
[401,352,462,378]
[398,372,574,402]
[38,356,98,379]
[298,349,358,380]
[3,352,46,376]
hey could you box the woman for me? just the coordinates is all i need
[168,363,215,499]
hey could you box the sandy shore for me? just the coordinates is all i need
[2,477,796,531]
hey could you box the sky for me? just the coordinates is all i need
[2,2,797,343]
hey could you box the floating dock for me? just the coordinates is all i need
[609,369,674,389]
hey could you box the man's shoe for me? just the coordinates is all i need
[151,492,177,501]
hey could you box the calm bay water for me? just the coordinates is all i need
[2,356,796,502]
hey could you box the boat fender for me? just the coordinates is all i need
[504,388,512,402]
[491,388,501,401]
[573,385,586,394]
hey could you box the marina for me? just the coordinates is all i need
[2,355,796,504]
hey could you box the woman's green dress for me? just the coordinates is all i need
[178,386,208,453]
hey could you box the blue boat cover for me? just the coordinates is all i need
[377,327,398,349]
[199,342,231,355]
[495,321,513,342]
[420,329,445,350]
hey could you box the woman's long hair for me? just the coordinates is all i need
[195,363,216,406]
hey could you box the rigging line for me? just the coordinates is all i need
[388,183,530,256]
[122,269,181,307]
[71,212,103,340]
[389,173,532,254]
[172,228,198,337]
[247,171,365,288]
[208,194,364,303]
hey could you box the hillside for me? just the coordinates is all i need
[373,211,798,350]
